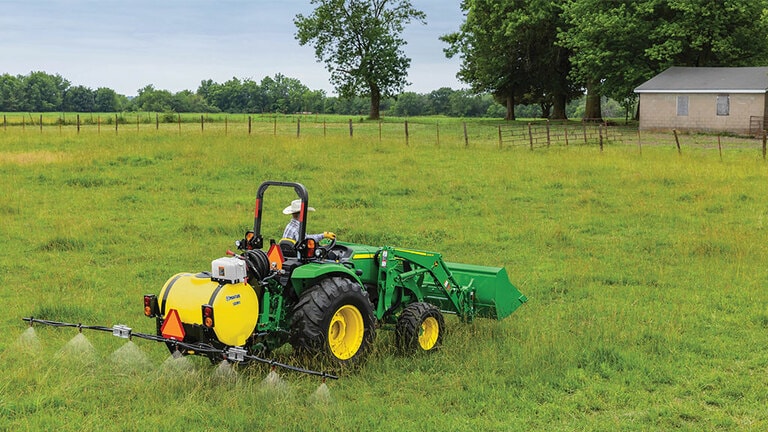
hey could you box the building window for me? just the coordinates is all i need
[716,94,730,116]
[677,95,688,116]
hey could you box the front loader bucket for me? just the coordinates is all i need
[446,262,528,320]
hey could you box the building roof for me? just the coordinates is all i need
[634,66,768,94]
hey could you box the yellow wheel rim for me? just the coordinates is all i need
[328,305,364,360]
[418,316,440,350]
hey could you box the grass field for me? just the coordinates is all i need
[1,120,768,431]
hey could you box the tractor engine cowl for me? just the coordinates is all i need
[157,272,259,346]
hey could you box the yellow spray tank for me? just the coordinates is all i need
[157,256,259,347]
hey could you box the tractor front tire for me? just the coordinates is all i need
[290,276,376,365]
[396,302,445,353]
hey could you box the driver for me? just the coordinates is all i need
[282,199,336,244]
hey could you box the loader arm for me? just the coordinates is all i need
[377,246,475,322]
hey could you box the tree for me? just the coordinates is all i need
[212,78,247,113]
[644,0,768,68]
[63,85,95,112]
[443,0,575,120]
[22,71,69,111]
[93,87,122,112]
[447,90,489,117]
[0,74,23,111]
[300,89,327,114]
[261,74,310,113]
[132,85,173,112]
[427,87,454,116]
[390,92,427,116]
[294,0,426,120]
[442,0,521,120]
[508,1,576,119]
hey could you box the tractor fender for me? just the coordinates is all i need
[290,263,364,297]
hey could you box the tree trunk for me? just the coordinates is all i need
[551,91,568,120]
[634,99,640,121]
[584,80,602,121]
[369,87,381,120]
[541,103,552,119]
[505,94,515,121]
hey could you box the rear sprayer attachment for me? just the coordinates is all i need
[21,316,338,380]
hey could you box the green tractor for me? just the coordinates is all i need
[142,181,528,365]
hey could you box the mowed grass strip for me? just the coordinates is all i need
[1,127,767,431]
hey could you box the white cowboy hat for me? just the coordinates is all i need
[283,199,315,215]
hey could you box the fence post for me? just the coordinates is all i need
[565,125,569,146]
[137,114,140,132]
[3,115,5,131]
[463,122,469,147]
[436,122,440,147]
[498,125,502,149]
[379,121,382,142]
[528,123,533,150]
[98,116,101,134]
[297,117,301,138]
[274,117,277,136]
[349,119,353,138]
[115,114,118,134]
[22,115,24,132]
[718,135,723,162]
[637,129,642,154]
[77,114,80,134]
[673,129,681,155]
[404,120,409,146]
[200,115,204,133]
[248,116,252,135]
[598,124,603,152]
[546,120,551,147]
[40,114,43,133]
[763,130,767,160]
[156,113,159,130]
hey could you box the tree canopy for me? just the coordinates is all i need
[442,0,578,120]
[445,0,768,121]
[294,0,426,120]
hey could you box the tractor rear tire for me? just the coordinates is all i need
[396,302,445,353]
[290,276,376,365]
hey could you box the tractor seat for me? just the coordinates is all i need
[279,238,297,258]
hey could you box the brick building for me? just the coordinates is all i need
[635,66,768,135]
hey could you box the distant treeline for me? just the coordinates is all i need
[0,71,624,119]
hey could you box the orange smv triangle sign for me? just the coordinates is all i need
[267,242,285,270]
[160,309,186,341]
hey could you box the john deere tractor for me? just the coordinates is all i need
[141,181,527,365]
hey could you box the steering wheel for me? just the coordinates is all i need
[316,236,337,260]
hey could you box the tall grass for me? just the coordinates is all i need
[1,126,767,430]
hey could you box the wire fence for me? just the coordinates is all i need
[2,112,767,159]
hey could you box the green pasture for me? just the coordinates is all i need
[1,111,637,149]
[1,123,767,431]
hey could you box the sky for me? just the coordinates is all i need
[1,0,467,97]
